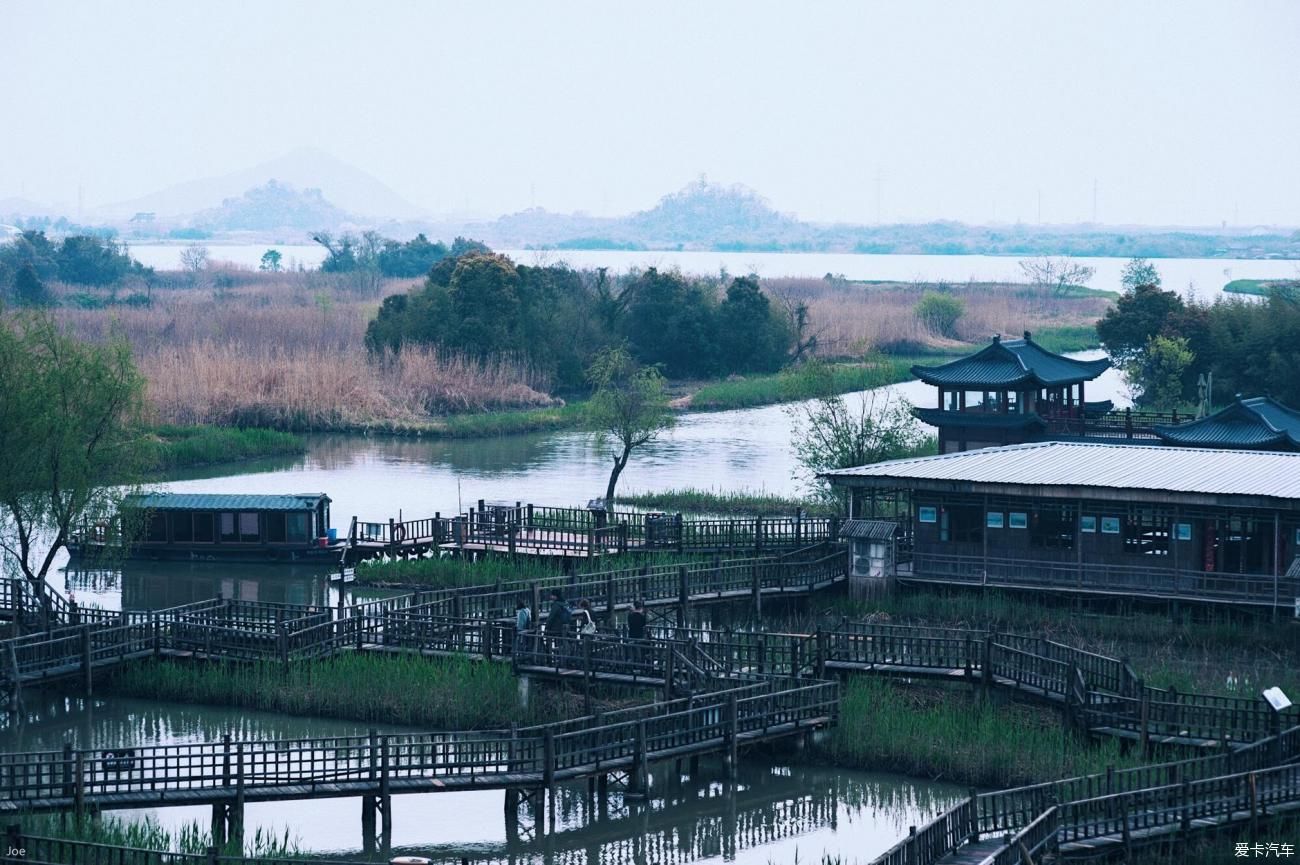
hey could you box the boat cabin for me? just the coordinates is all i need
[73,492,340,563]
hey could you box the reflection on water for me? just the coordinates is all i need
[60,354,1128,613]
[1,694,963,864]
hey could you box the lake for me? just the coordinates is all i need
[126,243,1299,298]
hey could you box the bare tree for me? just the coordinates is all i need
[179,244,209,273]
[1018,257,1096,296]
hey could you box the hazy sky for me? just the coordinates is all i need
[4,1,1298,226]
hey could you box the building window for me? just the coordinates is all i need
[219,512,237,542]
[1100,517,1121,535]
[1080,516,1097,533]
[947,505,983,544]
[1031,507,1075,549]
[194,513,214,543]
[1009,512,1028,529]
[171,514,193,543]
[267,514,287,543]
[146,514,167,542]
[986,512,1004,529]
[1124,512,1170,556]
[238,512,259,542]
[918,506,938,524]
[287,513,310,543]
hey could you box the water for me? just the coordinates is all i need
[60,354,1127,612]
[126,243,1298,297]
[0,695,964,863]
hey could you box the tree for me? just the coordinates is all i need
[259,249,283,272]
[913,291,965,338]
[586,347,674,503]
[1018,256,1096,296]
[179,244,209,272]
[785,359,928,505]
[1121,258,1161,291]
[1125,335,1193,410]
[12,265,53,307]
[0,314,146,597]
[716,276,790,373]
[1096,283,1186,366]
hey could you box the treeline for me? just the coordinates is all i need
[1097,276,1300,409]
[365,248,796,389]
[313,232,489,278]
[0,231,153,306]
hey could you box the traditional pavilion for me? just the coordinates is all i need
[1153,396,1300,452]
[911,332,1112,453]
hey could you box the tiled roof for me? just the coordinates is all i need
[911,407,1047,430]
[1155,397,1300,450]
[125,493,328,512]
[912,334,1110,388]
[821,441,1300,502]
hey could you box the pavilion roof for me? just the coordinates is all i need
[1154,396,1300,451]
[911,332,1110,388]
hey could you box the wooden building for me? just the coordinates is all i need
[823,442,1300,611]
[70,493,342,563]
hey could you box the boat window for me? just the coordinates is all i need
[194,513,214,542]
[286,513,309,543]
[239,512,259,542]
[219,512,237,542]
[171,513,194,542]
[267,513,287,543]
[146,513,167,542]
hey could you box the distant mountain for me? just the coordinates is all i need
[0,196,62,219]
[98,147,425,220]
[626,179,797,243]
[191,181,352,232]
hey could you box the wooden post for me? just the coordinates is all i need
[544,729,556,791]
[73,751,85,825]
[387,518,397,555]
[663,646,676,702]
[755,517,763,553]
[980,633,993,701]
[508,523,517,556]
[751,562,762,617]
[62,743,74,800]
[1139,686,1151,757]
[677,565,688,628]
[605,573,616,625]
[725,693,739,779]
[815,630,827,679]
[380,737,392,842]
[277,622,289,673]
[80,624,92,696]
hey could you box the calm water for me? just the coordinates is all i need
[0,694,964,863]
[59,355,1127,612]
[127,243,1298,298]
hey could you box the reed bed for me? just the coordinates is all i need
[822,678,1140,788]
[16,811,301,858]
[617,487,835,517]
[766,278,1110,356]
[103,654,550,728]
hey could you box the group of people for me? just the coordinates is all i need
[513,592,647,645]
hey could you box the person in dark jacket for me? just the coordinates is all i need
[544,590,571,636]
[626,599,647,641]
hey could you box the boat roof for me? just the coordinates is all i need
[125,492,329,512]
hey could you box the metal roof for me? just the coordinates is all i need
[839,519,898,540]
[911,333,1110,388]
[125,493,329,512]
[1154,396,1300,450]
[1288,557,1300,580]
[821,441,1300,504]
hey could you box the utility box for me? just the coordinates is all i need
[839,519,898,598]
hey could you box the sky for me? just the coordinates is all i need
[3,0,1298,226]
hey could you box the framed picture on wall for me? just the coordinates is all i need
[1080,516,1097,533]
[1009,512,1028,529]
[918,506,938,524]
[1101,517,1121,534]
[986,512,1004,529]
[1176,523,1192,541]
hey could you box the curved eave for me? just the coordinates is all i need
[912,407,1048,430]
[1153,425,1291,450]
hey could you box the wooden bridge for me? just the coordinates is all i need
[5,556,1300,862]
[344,501,841,563]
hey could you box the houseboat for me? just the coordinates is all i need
[69,492,346,563]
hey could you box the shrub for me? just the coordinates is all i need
[913,291,965,338]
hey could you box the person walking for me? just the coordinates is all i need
[545,590,571,636]
[626,599,647,641]
[514,598,532,656]
[575,599,597,636]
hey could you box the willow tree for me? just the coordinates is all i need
[0,313,146,593]
[586,347,674,504]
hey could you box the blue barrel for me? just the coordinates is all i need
[327,528,339,543]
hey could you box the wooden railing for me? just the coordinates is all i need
[909,550,1299,610]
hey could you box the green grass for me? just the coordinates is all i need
[15,811,301,858]
[617,488,837,517]
[688,356,925,411]
[103,653,560,728]
[822,678,1141,788]
[432,401,588,437]
[1224,278,1300,297]
[143,424,305,471]
[1027,324,1101,353]
[356,554,569,588]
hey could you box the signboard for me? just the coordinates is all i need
[1263,687,1293,712]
